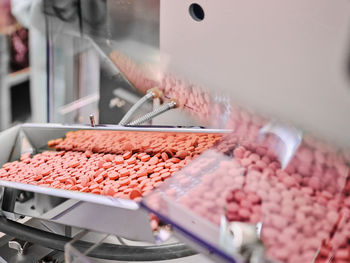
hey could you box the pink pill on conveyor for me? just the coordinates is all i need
[122,151,132,159]
[40,168,52,176]
[103,154,113,162]
[326,210,339,223]
[80,176,90,187]
[114,156,124,165]
[102,162,113,169]
[161,152,169,161]
[146,165,156,173]
[140,155,150,162]
[240,200,253,209]
[271,215,289,229]
[240,158,252,167]
[70,161,80,168]
[335,249,349,259]
[126,157,136,165]
[108,171,119,180]
[247,193,261,204]
[249,153,260,162]
[32,174,43,181]
[149,157,159,165]
[233,147,245,158]
[238,208,250,219]
[94,175,103,183]
[176,150,189,159]
[161,172,171,179]
[119,168,130,177]
[129,189,142,199]
[169,158,181,163]
[20,153,31,161]
[150,173,160,179]
[234,191,245,201]
[226,202,239,213]
[151,176,162,183]
[103,186,116,196]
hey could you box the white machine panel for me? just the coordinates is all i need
[160,0,350,148]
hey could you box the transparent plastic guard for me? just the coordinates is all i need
[142,130,350,263]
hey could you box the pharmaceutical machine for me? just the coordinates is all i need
[0,1,349,262]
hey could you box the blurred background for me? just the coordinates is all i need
[0,0,30,130]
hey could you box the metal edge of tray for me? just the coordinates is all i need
[0,180,138,210]
[21,122,231,134]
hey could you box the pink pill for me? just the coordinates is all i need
[226,212,240,222]
[226,203,239,214]
[247,193,261,204]
[233,147,245,158]
[326,210,339,223]
[284,163,296,174]
[240,158,252,167]
[238,208,250,219]
[249,153,260,162]
[294,196,307,207]
[271,215,289,229]
[320,190,333,200]
[298,147,314,164]
[262,167,274,177]
[264,202,281,213]
[261,227,279,240]
[297,164,310,176]
[261,156,271,164]
[283,226,297,238]
[268,191,281,203]
[234,191,245,201]
[226,192,235,202]
[295,211,306,223]
[288,255,304,263]
[243,150,251,158]
[300,187,314,195]
[282,176,297,188]
[335,248,349,259]
[251,205,261,214]
[240,199,253,209]
[249,214,260,223]
[280,205,295,218]
[255,160,267,169]
[272,247,289,261]
[255,146,267,156]
[344,197,350,207]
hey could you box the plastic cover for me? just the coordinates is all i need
[143,127,350,262]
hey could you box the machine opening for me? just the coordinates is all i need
[189,3,205,21]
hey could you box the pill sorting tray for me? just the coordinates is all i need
[0,123,225,242]
[142,132,350,263]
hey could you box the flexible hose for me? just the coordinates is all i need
[119,92,155,125]
[128,101,177,126]
[0,216,196,261]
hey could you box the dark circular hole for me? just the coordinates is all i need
[189,3,205,22]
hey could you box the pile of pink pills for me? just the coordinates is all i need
[49,130,221,157]
[0,131,222,200]
[146,132,350,263]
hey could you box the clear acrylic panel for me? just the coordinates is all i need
[143,128,350,263]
